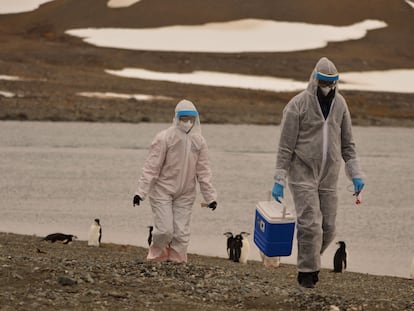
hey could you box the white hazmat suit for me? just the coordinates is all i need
[274,57,363,273]
[135,99,217,262]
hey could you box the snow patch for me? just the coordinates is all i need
[66,19,387,53]
[107,0,141,8]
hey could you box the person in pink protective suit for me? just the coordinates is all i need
[133,99,217,263]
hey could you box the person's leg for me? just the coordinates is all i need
[169,195,194,263]
[319,189,338,254]
[147,196,174,261]
[290,184,322,287]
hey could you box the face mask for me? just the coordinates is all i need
[320,86,334,96]
[178,120,194,133]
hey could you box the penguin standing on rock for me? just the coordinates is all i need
[238,232,250,264]
[333,241,347,272]
[223,232,235,261]
[88,219,102,247]
[224,232,250,264]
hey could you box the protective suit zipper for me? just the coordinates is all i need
[178,134,190,195]
[319,98,335,178]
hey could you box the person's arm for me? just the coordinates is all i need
[196,140,217,205]
[341,103,363,180]
[274,100,300,186]
[135,132,167,200]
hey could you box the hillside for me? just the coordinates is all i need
[0,0,413,125]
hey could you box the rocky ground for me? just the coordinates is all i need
[1,232,413,311]
[0,0,413,126]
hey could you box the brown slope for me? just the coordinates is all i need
[1,0,413,74]
[0,0,413,125]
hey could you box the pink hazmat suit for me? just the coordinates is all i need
[135,99,217,262]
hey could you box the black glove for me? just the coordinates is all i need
[207,201,217,211]
[133,195,142,207]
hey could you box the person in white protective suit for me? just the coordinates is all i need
[133,99,217,263]
[271,57,365,288]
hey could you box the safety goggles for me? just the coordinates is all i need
[318,80,337,88]
[179,115,196,122]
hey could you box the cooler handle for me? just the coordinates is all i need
[281,203,287,219]
[267,190,287,219]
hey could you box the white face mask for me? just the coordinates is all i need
[178,120,194,133]
[320,86,335,96]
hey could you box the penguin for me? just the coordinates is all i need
[44,233,77,244]
[147,225,153,246]
[231,232,250,264]
[233,233,243,262]
[88,218,102,247]
[223,232,235,260]
[410,256,414,279]
[333,241,347,272]
[239,232,250,264]
[259,251,280,268]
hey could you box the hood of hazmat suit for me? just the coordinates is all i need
[273,57,363,273]
[173,99,201,135]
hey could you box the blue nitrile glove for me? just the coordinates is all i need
[352,178,365,194]
[272,183,284,203]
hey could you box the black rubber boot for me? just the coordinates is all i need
[312,271,320,284]
[297,272,316,288]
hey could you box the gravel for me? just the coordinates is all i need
[1,232,413,311]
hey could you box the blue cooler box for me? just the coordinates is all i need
[254,201,296,257]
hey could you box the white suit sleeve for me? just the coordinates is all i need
[196,142,217,204]
[274,100,300,186]
[341,104,363,180]
[135,132,167,200]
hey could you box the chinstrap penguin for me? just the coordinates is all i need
[238,232,250,264]
[333,241,347,273]
[223,232,235,261]
[88,218,102,247]
[224,232,249,264]
[44,233,77,244]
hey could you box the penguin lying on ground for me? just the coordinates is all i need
[88,218,102,247]
[44,233,77,244]
[333,241,347,272]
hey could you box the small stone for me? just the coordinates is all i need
[82,273,94,283]
[12,272,23,280]
[57,276,77,286]
[107,291,128,299]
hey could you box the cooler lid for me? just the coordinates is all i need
[256,201,295,222]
